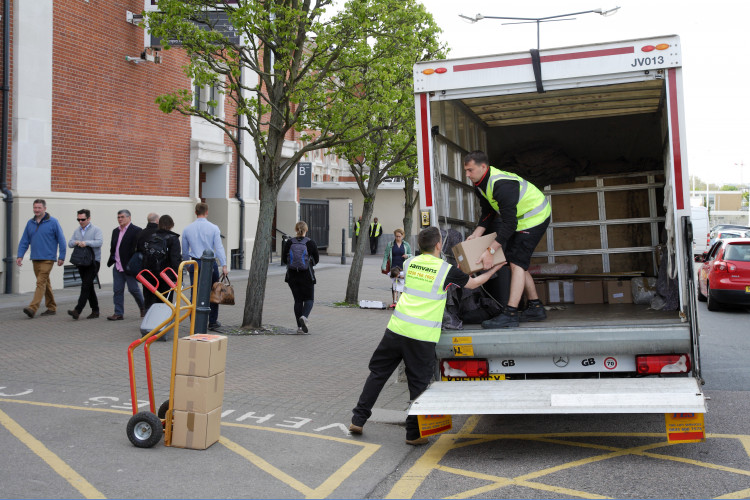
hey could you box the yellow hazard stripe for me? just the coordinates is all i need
[0,408,106,499]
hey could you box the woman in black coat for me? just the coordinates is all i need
[143,214,182,309]
[281,221,320,334]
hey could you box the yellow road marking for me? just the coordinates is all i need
[0,408,106,499]
[1,398,380,499]
[220,436,314,496]
[386,414,481,499]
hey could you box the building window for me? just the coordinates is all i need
[194,83,219,116]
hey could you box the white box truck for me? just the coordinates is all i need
[410,36,705,417]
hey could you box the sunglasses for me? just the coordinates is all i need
[77,218,88,222]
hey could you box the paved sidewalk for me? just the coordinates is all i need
[0,253,409,424]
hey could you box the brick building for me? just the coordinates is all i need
[1,1,419,294]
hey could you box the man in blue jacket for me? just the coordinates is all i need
[16,199,67,318]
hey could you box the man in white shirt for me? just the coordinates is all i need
[182,202,227,329]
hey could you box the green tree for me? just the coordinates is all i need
[314,0,445,303]
[147,0,418,327]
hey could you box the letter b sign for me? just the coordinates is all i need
[297,162,312,188]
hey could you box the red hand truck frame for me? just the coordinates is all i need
[125,260,198,448]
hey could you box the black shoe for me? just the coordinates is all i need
[87,311,99,319]
[23,307,35,318]
[40,310,56,316]
[519,303,547,322]
[208,321,222,330]
[482,310,519,329]
[68,309,80,320]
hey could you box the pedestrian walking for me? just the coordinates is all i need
[350,226,503,445]
[281,221,320,334]
[106,209,145,320]
[382,228,411,274]
[369,217,382,255]
[463,150,551,328]
[67,209,103,319]
[142,215,182,310]
[182,202,227,330]
[16,199,67,318]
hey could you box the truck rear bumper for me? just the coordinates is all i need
[408,377,705,415]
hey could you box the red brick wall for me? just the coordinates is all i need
[51,0,192,196]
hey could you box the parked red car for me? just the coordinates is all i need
[698,238,750,310]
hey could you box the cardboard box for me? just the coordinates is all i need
[573,280,604,304]
[606,280,633,304]
[173,372,225,413]
[176,334,228,377]
[452,233,506,274]
[547,280,574,304]
[171,406,222,450]
[533,280,548,305]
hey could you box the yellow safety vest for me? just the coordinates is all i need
[480,166,551,230]
[355,221,360,236]
[370,222,382,237]
[387,253,451,343]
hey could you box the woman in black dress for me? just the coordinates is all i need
[281,221,320,334]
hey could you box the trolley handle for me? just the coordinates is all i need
[160,267,178,289]
[137,269,159,294]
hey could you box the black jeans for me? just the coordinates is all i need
[75,261,100,313]
[352,329,436,440]
[369,236,379,254]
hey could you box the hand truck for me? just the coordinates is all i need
[125,260,198,448]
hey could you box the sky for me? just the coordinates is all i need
[416,0,750,187]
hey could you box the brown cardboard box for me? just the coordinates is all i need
[171,406,222,450]
[547,280,574,304]
[173,372,225,413]
[533,280,548,305]
[175,334,228,377]
[452,233,506,274]
[573,280,604,304]
[606,280,633,304]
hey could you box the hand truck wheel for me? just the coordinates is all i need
[157,400,170,420]
[126,412,164,448]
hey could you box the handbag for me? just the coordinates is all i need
[381,259,390,275]
[126,251,143,276]
[70,246,95,267]
[210,274,235,305]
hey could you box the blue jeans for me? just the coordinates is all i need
[113,268,144,316]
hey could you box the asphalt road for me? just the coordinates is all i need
[1,257,750,499]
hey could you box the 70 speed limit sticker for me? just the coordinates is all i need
[604,357,618,370]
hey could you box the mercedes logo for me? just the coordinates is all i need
[553,356,569,367]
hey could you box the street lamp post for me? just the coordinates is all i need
[459,7,620,50]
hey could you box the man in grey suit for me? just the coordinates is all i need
[67,209,103,319]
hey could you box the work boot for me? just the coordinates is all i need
[68,309,80,320]
[349,423,363,435]
[481,308,519,329]
[23,307,35,318]
[520,301,547,322]
[405,437,429,446]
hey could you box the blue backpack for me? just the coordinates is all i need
[288,237,310,271]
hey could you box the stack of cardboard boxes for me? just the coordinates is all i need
[171,334,227,450]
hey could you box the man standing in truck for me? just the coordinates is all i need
[463,151,551,328]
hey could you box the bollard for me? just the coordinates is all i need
[341,228,346,265]
[195,249,215,334]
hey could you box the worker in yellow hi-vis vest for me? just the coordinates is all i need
[463,150,552,329]
[368,217,382,254]
[349,226,503,445]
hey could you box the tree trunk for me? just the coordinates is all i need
[345,199,376,304]
[242,178,278,328]
[402,178,418,245]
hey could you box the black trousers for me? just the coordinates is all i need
[75,261,100,313]
[352,329,436,440]
[369,235,379,254]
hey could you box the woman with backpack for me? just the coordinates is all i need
[282,221,320,334]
